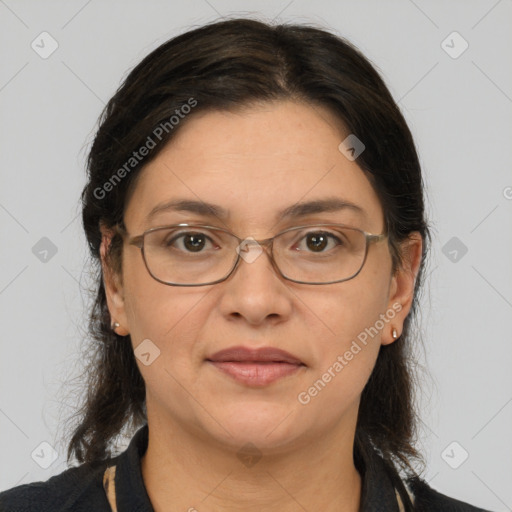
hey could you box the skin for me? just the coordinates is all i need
[101,100,422,512]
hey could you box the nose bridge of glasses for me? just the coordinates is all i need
[236,234,274,249]
[233,234,275,268]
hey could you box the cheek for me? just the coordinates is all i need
[122,251,209,358]
[305,270,391,350]
[123,281,211,410]
[297,268,391,404]
[296,297,386,421]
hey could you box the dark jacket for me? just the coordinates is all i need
[0,424,492,511]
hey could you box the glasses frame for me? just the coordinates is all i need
[115,222,388,287]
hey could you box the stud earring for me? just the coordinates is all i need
[111,321,120,331]
[392,328,398,339]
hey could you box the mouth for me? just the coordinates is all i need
[206,346,306,387]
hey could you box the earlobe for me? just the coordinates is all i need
[383,232,423,346]
[100,227,130,336]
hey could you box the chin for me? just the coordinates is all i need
[207,402,304,449]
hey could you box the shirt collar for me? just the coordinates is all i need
[113,424,153,511]
[111,423,401,511]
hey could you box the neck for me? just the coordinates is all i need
[141,409,362,512]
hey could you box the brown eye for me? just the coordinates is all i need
[164,232,214,253]
[306,233,328,252]
[181,233,207,252]
[298,232,342,253]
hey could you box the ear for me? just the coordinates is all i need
[382,231,423,346]
[100,224,130,337]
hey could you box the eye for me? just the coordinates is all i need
[165,231,218,253]
[295,231,343,253]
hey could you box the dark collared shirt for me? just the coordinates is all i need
[0,424,492,511]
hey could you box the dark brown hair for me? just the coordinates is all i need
[66,17,430,492]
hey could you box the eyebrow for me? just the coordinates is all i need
[146,197,367,223]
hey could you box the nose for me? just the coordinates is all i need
[217,241,293,326]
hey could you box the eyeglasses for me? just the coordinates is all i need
[116,223,387,286]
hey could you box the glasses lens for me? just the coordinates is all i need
[141,224,368,286]
[143,226,238,285]
[273,225,367,283]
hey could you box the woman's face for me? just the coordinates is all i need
[103,100,420,453]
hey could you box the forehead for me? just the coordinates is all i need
[124,100,384,233]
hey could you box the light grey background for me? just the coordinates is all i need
[1,1,511,510]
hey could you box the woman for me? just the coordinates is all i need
[0,18,491,512]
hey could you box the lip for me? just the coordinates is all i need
[206,346,305,387]
[207,346,304,365]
